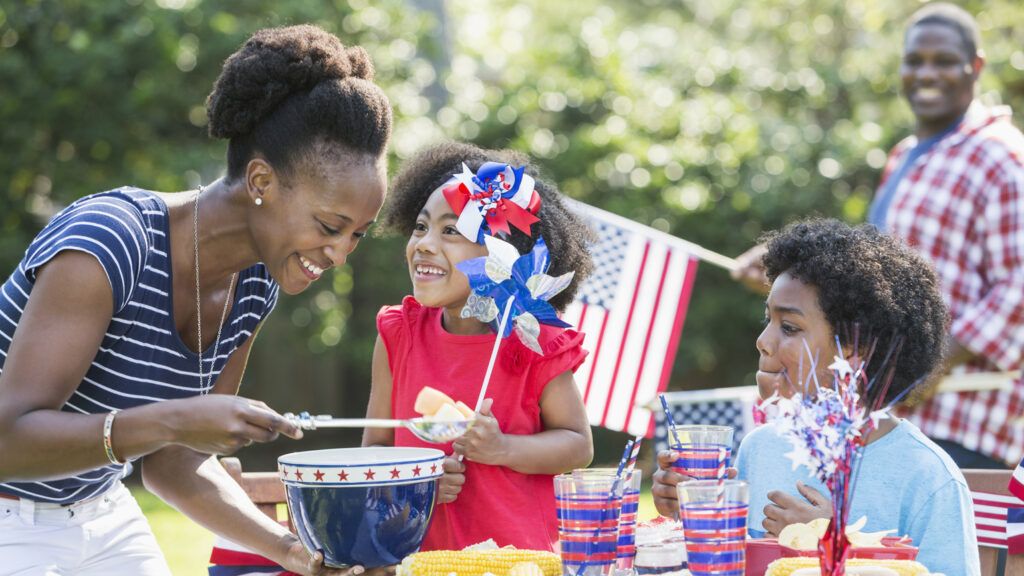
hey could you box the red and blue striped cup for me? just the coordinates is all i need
[676,479,748,576]
[570,468,643,570]
[668,425,734,480]
[555,473,623,576]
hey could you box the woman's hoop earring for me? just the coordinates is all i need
[254,197,263,206]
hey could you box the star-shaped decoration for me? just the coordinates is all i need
[430,463,438,475]
[364,468,376,481]
[390,467,401,479]
[337,470,349,482]
[281,467,289,479]
[412,465,422,477]
[313,469,324,482]
[294,469,304,481]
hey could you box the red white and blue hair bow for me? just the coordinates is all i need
[456,235,573,354]
[440,162,542,244]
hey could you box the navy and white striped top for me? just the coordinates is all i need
[0,187,279,504]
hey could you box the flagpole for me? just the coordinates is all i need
[566,199,740,272]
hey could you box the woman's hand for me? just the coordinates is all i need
[437,456,466,504]
[452,399,508,466]
[762,481,833,536]
[167,395,302,455]
[280,536,367,576]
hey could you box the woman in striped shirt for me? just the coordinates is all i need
[0,25,391,575]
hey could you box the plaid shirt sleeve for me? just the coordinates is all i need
[949,158,1024,370]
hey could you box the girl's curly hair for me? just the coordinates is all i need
[761,219,949,405]
[381,141,594,311]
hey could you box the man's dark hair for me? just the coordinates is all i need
[381,141,595,312]
[761,219,949,405]
[206,25,392,183]
[906,2,981,60]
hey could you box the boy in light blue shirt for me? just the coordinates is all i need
[651,220,980,576]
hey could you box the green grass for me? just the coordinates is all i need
[132,487,214,575]
[137,483,661,574]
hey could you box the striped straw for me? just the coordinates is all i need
[576,439,634,576]
[715,445,727,505]
[659,394,683,448]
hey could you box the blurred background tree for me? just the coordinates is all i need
[1,0,1022,468]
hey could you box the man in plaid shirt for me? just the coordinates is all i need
[868,3,1024,469]
[734,4,1023,469]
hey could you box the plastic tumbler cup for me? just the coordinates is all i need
[555,472,622,576]
[676,479,748,576]
[668,425,734,480]
[571,468,643,570]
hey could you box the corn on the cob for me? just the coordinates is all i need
[396,549,561,576]
[765,557,933,576]
[508,562,544,576]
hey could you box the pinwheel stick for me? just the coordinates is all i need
[474,295,516,412]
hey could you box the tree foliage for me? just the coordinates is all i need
[2,0,1022,463]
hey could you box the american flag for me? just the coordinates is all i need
[562,201,700,437]
[972,490,1024,550]
[1011,457,1024,501]
[1010,507,1024,555]
[209,536,296,576]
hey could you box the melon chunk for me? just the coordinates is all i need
[431,402,467,422]
[414,386,455,416]
[454,401,475,419]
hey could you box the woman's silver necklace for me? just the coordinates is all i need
[194,185,237,394]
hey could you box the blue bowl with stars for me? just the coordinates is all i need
[278,447,445,569]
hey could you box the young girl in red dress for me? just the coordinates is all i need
[363,142,596,551]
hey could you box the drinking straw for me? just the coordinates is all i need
[659,394,683,448]
[715,445,727,506]
[575,439,634,576]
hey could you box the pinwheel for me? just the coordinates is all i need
[456,235,573,354]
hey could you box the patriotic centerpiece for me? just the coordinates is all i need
[761,340,905,576]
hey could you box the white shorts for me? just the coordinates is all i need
[0,482,172,576]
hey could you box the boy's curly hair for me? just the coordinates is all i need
[381,141,594,311]
[761,219,949,405]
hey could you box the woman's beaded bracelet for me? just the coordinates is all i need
[103,410,125,465]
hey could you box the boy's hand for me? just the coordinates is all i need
[652,449,737,519]
[652,450,687,519]
[437,456,465,504]
[452,398,508,466]
[762,481,833,536]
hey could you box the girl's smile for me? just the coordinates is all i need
[406,188,489,322]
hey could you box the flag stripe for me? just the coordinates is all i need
[622,248,671,433]
[582,308,609,406]
[600,242,651,427]
[1011,458,1024,500]
[606,241,670,431]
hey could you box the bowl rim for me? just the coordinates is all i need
[278,447,446,487]
[278,446,445,467]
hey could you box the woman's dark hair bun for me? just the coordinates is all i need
[207,24,375,140]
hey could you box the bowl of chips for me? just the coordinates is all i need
[778,517,918,561]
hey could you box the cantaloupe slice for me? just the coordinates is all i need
[431,402,467,422]
[454,401,475,419]
[414,386,455,416]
